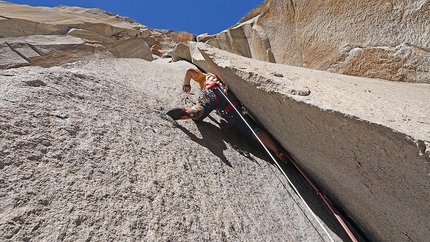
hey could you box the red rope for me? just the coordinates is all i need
[214,84,359,241]
[284,153,359,242]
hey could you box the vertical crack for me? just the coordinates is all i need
[289,0,296,14]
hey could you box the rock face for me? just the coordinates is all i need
[0,58,358,242]
[198,0,430,83]
[190,43,429,242]
[0,2,194,69]
[1,1,429,242]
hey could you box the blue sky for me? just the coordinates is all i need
[6,0,264,35]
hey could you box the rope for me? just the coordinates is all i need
[216,88,335,242]
[286,155,359,242]
[216,87,358,242]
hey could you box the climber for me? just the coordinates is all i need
[167,68,289,164]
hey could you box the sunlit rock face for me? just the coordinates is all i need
[1,1,429,242]
[200,0,430,83]
[194,43,430,242]
[0,2,194,69]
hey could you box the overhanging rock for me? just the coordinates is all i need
[195,43,430,242]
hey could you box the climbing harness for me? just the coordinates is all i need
[216,87,359,242]
[199,89,218,104]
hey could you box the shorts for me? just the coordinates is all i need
[194,89,261,140]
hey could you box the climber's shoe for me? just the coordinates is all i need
[167,108,200,120]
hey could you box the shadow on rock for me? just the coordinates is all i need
[172,115,363,241]
[282,160,365,241]
[174,115,268,167]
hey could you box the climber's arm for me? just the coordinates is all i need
[182,69,201,93]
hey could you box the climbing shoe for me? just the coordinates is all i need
[277,151,289,164]
[166,108,200,120]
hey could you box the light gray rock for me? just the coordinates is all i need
[167,42,191,62]
[196,43,430,242]
[167,41,213,71]
[0,58,356,242]
[0,2,192,68]
[209,0,430,83]
[67,28,114,43]
[0,35,116,68]
[103,38,152,60]
[2,1,428,241]
[204,37,220,49]
[196,33,215,43]
[0,42,29,68]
